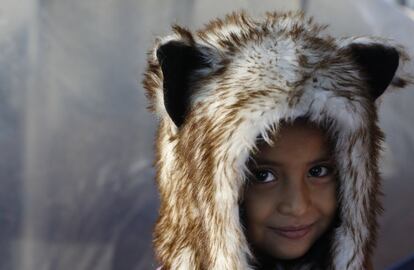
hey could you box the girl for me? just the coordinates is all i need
[241,117,340,269]
[143,10,410,269]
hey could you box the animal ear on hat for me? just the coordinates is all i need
[344,38,404,101]
[156,27,218,128]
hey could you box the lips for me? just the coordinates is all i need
[269,223,314,240]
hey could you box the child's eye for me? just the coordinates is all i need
[308,165,331,178]
[251,169,277,183]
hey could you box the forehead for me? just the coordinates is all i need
[252,121,332,159]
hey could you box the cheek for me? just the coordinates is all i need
[243,187,277,227]
[311,182,337,216]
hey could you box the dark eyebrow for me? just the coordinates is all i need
[250,156,333,167]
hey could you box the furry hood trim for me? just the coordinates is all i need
[143,10,411,270]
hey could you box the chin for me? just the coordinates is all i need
[272,247,309,260]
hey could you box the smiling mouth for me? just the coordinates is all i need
[269,223,314,240]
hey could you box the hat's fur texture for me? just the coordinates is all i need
[142,10,411,270]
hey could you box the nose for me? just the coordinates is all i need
[277,178,311,217]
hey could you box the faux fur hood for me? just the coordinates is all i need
[142,10,411,270]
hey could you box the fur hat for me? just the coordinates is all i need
[142,10,411,270]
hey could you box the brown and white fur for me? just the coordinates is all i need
[142,10,411,270]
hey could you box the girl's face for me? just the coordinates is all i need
[244,121,338,261]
